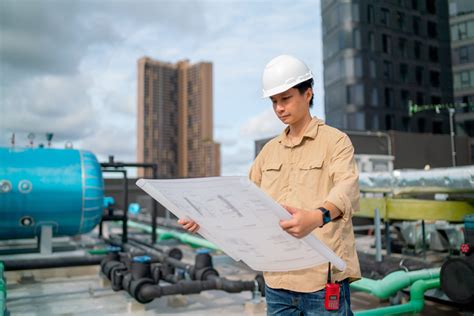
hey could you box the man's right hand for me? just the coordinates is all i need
[177,218,200,233]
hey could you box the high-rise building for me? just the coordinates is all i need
[321,0,453,133]
[449,0,474,154]
[137,57,220,178]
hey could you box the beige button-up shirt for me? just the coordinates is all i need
[248,117,361,292]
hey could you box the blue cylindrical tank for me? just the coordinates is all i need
[0,147,104,239]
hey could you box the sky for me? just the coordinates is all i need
[0,0,324,176]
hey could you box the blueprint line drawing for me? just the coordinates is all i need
[136,176,346,272]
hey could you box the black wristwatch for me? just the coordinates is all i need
[318,207,332,227]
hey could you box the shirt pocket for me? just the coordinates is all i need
[261,162,282,190]
[297,159,324,189]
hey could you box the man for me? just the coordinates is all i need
[179,54,361,315]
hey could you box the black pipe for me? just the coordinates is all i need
[137,275,256,303]
[125,238,191,272]
[124,169,128,243]
[101,162,158,169]
[152,165,158,244]
[4,255,105,271]
[101,215,127,221]
[99,239,263,304]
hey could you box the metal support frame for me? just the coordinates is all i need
[101,159,159,244]
[100,169,128,243]
[374,208,382,262]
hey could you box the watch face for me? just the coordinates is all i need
[323,212,331,224]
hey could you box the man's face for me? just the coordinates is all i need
[270,87,312,125]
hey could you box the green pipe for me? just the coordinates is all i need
[127,221,220,251]
[0,261,5,315]
[354,278,440,316]
[350,268,440,299]
[87,249,110,255]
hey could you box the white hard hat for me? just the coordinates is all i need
[262,54,313,98]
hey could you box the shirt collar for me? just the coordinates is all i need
[277,116,324,147]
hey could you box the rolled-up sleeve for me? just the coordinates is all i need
[325,134,360,216]
[248,148,265,187]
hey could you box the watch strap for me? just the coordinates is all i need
[318,207,332,227]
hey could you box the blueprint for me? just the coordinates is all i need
[136,176,346,272]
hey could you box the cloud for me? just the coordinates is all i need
[0,0,324,178]
[0,74,97,145]
[0,0,207,83]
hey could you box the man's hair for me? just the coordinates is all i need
[293,78,314,108]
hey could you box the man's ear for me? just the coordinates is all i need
[305,88,313,103]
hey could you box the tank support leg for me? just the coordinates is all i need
[39,225,53,254]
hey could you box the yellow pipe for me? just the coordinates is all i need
[357,198,473,221]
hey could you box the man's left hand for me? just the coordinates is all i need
[279,205,322,238]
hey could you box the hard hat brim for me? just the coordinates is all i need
[261,73,313,98]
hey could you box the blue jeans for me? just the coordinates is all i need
[265,280,353,316]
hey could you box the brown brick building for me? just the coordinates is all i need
[137,57,220,178]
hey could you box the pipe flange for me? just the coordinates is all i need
[0,180,12,193]
[111,266,127,291]
[18,180,33,194]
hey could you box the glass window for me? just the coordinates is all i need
[345,56,362,78]
[460,46,469,63]
[418,118,426,133]
[461,71,470,87]
[370,60,377,78]
[348,113,365,130]
[323,3,339,35]
[401,90,410,107]
[430,70,439,87]
[383,61,393,79]
[416,92,424,105]
[371,87,378,106]
[368,32,375,51]
[453,22,468,40]
[469,21,474,38]
[373,115,379,130]
[352,3,360,22]
[353,29,361,49]
[324,31,344,59]
[414,41,422,59]
[385,114,394,130]
[368,5,374,23]
[400,64,408,83]
[429,46,438,62]
[402,116,410,131]
[430,71,440,87]
[426,0,436,14]
[384,88,393,107]
[382,34,392,54]
[399,38,408,57]
[427,21,437,38]
[346,84,364,105]
[381,8,390,25]
[416,66,423,84]
[454,70,474,90]
[433,120,443,134]
[340,3,352,21]
[413,16,421,36]
[324,58,344,86]
[431,96,441,104]
[397,11,405,30]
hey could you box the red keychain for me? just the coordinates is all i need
[325,262,340,311]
